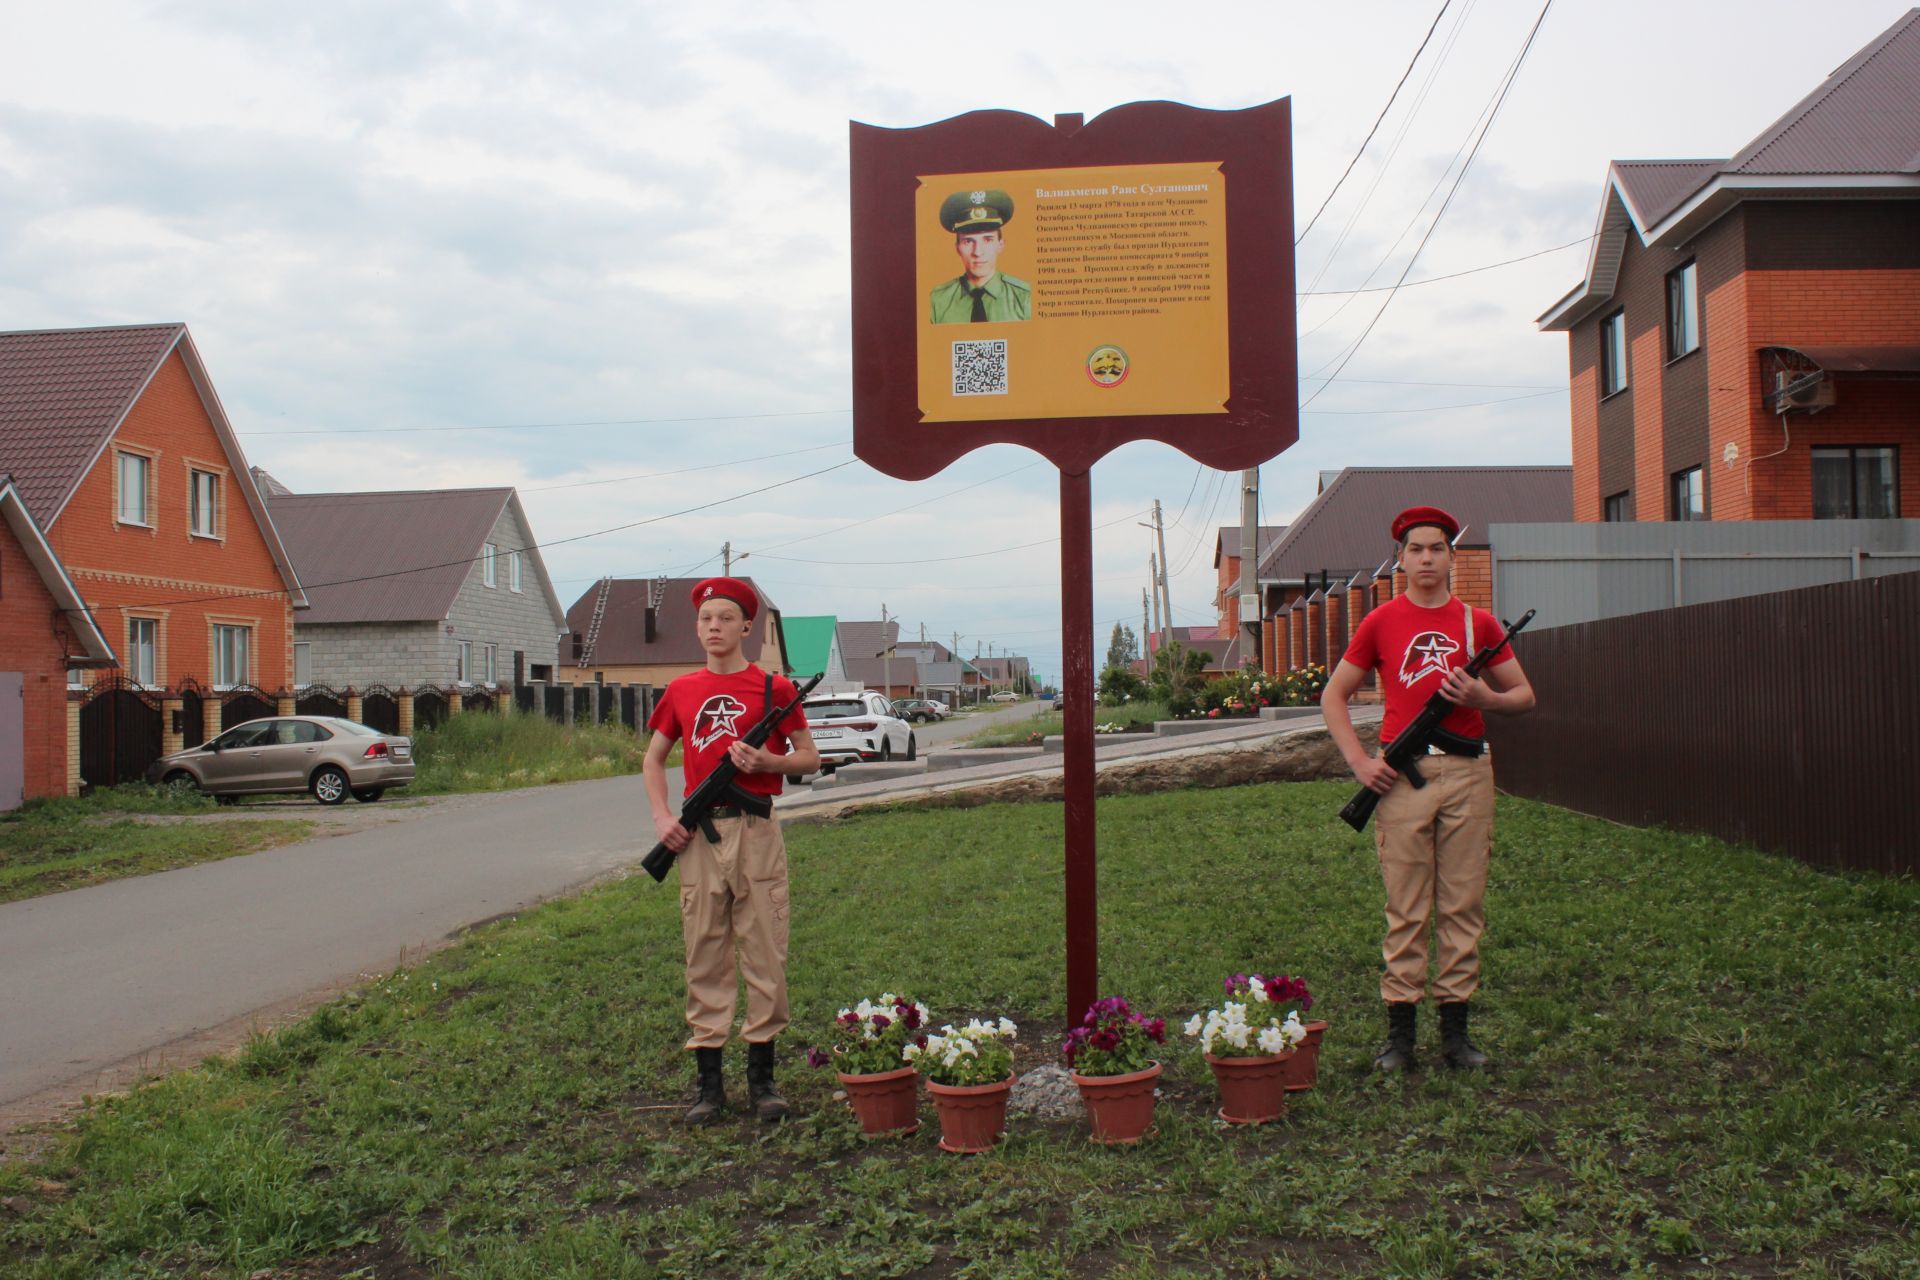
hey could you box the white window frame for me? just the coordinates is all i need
[190,468,219,538]
[127,618,157,686]
[117,451,152,526]
[456,640,472,684]
[483,644,497,685]
[509,550,522,593]
[213,624,251,689]
[482,543,497,588]
[1600,310,1628,397]
[1666,261,1699,360]
[293,641,312,688]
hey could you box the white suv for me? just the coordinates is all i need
[803,691,916,771]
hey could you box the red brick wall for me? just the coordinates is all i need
[0,516,75,800]
[47,352,294,691]
[1452,548,1494,611]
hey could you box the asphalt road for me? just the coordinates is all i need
[0,698,1045,1119]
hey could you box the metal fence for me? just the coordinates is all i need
[1490,519,1920,631]
[1486,571,1919,877]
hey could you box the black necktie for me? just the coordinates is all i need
[968,287,987,322]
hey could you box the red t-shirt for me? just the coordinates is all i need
[647,666,808,798]
[1343,594,1515,746]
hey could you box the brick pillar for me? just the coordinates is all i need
[346,691,363,724]
[1392,567,1407,597]
[1289,605,1307,669]
[1326,596,1347,668]
[66,694,83,796]
[1263,615,1279,674]
[1374,574,1392,609]
[1347,582,1367,642]
[1306,597,1324,666]
[449,688,464,716]
[276,691,296,716]
[397,689,415,736]
[161,694,184,757]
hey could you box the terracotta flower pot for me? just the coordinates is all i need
[1205,1050,1294,1124]
[926,1076,1013,1153]
[1071,1061,1162,1144]
[1283,1020,1331,1092]
[838,1066,920,1136]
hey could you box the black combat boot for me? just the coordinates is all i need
[1373,1001,1418,1073]
[1439,1001,1491,1070]
[684,1047,726,1125]
[745,1041,789,1122]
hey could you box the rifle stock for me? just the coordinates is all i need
[642,672,824,881]
[1337,609,1534,832]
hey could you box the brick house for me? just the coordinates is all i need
[0,324,307,696]
[1252,466,1570,673]
[561,576,789,685]
[1538,9,1920,523]
[1212,524,1287,636]
[264,483,569,691]
[0,477,117,807]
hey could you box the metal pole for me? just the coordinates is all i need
[722,541,731,575]
[1148,554,1162,647]
[881,603,891,698]
[1060,468,1098,1025]
[1151,498,1173,651]
[1237,468,1260,668]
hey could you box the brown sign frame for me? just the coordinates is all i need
[850,98,1297,480]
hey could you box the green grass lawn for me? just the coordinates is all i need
[0,788,312,904]
[407,712,674,796]
[2,783,1914,1277]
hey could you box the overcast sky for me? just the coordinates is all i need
[2,0,1906,685]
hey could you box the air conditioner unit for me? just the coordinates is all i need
[1774,371,1836,414]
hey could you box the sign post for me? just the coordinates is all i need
[850,100,1299,1023]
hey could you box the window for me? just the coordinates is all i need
[509,550,522,593]
[1666,261,1699,359]
[127,618,157,685]
[1604,491,1630,522]
[483,644,497,685]
[456,640,472,683]
[293,642,312,687]
[530,663,553,681]
[1600,310,1628,397]
[190,469,219,537]
[213,624,250,688]
[1670,467,1705,521]
[482,543,497,588]
[1813,446,1900,519]
[212,722,272,750]
[117,452,151,524]
[67,667,85,688]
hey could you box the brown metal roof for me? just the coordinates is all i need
[1610,160,1724,229]
[1258,466,1572,583]
[1212,525,1288,569]
[563,576,785,668]
[0,324,185,522]
[270,488,515,623]
[1728,9,1920,176]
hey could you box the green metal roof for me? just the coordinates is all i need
[782,615,838,677]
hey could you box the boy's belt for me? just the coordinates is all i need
[1423,726,1486,759]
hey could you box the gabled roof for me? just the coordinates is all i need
[1212,525,1288,570]
[1542,9,1920,330]
[270,487,564,627]
[1258,466,1572,584]
[563,576,784,669]
[0,323,306,606]
[0,475,115,665]
[837,619,899,667]
[782,615,840,676]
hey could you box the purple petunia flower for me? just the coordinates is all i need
[871,1014,891,1031]
[807,1047,830,1069]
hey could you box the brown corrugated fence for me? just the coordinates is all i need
[1486,571,1918,877]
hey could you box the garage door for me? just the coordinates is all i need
[0,672,22,812]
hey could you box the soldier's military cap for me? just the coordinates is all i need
[940,189,1015,233]
[1390,506,1460,542]
[691,576,759,621]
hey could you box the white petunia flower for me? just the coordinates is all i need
[1225,1024,1252,1049]
[998,1017,1017,1036]
[1257,1026,1286,1055]
[1184,1014,1204,1037]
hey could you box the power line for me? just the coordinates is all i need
[1298,234,1593,296]
[521,440,850,492]
[742,461,1042,556]
[1296,0,1455,245]
[1299,375,1560,390]
[1303,389,1562,414]
[238,408,850,437]
[748,508,1151,566]
[1301,0,1556,409]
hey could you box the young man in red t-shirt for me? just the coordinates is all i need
[1322,507,1536,1073]
[643,576,819,1123]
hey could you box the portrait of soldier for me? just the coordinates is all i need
[929,188,1032,324]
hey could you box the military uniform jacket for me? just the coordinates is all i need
[929,272,1033,324]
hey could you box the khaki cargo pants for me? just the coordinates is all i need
[678,813,791,1049]
[1374,751,1496,1005]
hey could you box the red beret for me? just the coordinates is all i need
[690,576,758,620]
[1391,506,1460,542]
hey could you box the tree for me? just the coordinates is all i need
[1148,641,1210,716]
[1105,623,1140,672]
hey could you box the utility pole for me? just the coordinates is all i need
[721,541,731,575]
[1148,554,1162,649]
[1141,589,1151,657]
[1237,468,1261,669]
[880,603,891,699]
[1139,500,1173,653]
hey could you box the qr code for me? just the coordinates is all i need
[951,339,1008,397]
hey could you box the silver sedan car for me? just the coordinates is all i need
[146,716,415,804]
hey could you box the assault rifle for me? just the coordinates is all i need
[641,671,823,882]
[1337,609,1534,833]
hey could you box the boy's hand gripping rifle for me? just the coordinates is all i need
[641,672,823,882]
[1337,609,1534,832]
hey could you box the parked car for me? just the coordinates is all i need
[1051,693,1066,711]
[146,716,415,805]
[890,698,948,723]
[987,690,1021,703]
[802,691,915,772]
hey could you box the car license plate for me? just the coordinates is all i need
[813,728,844,739]
[393,745,411,757]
